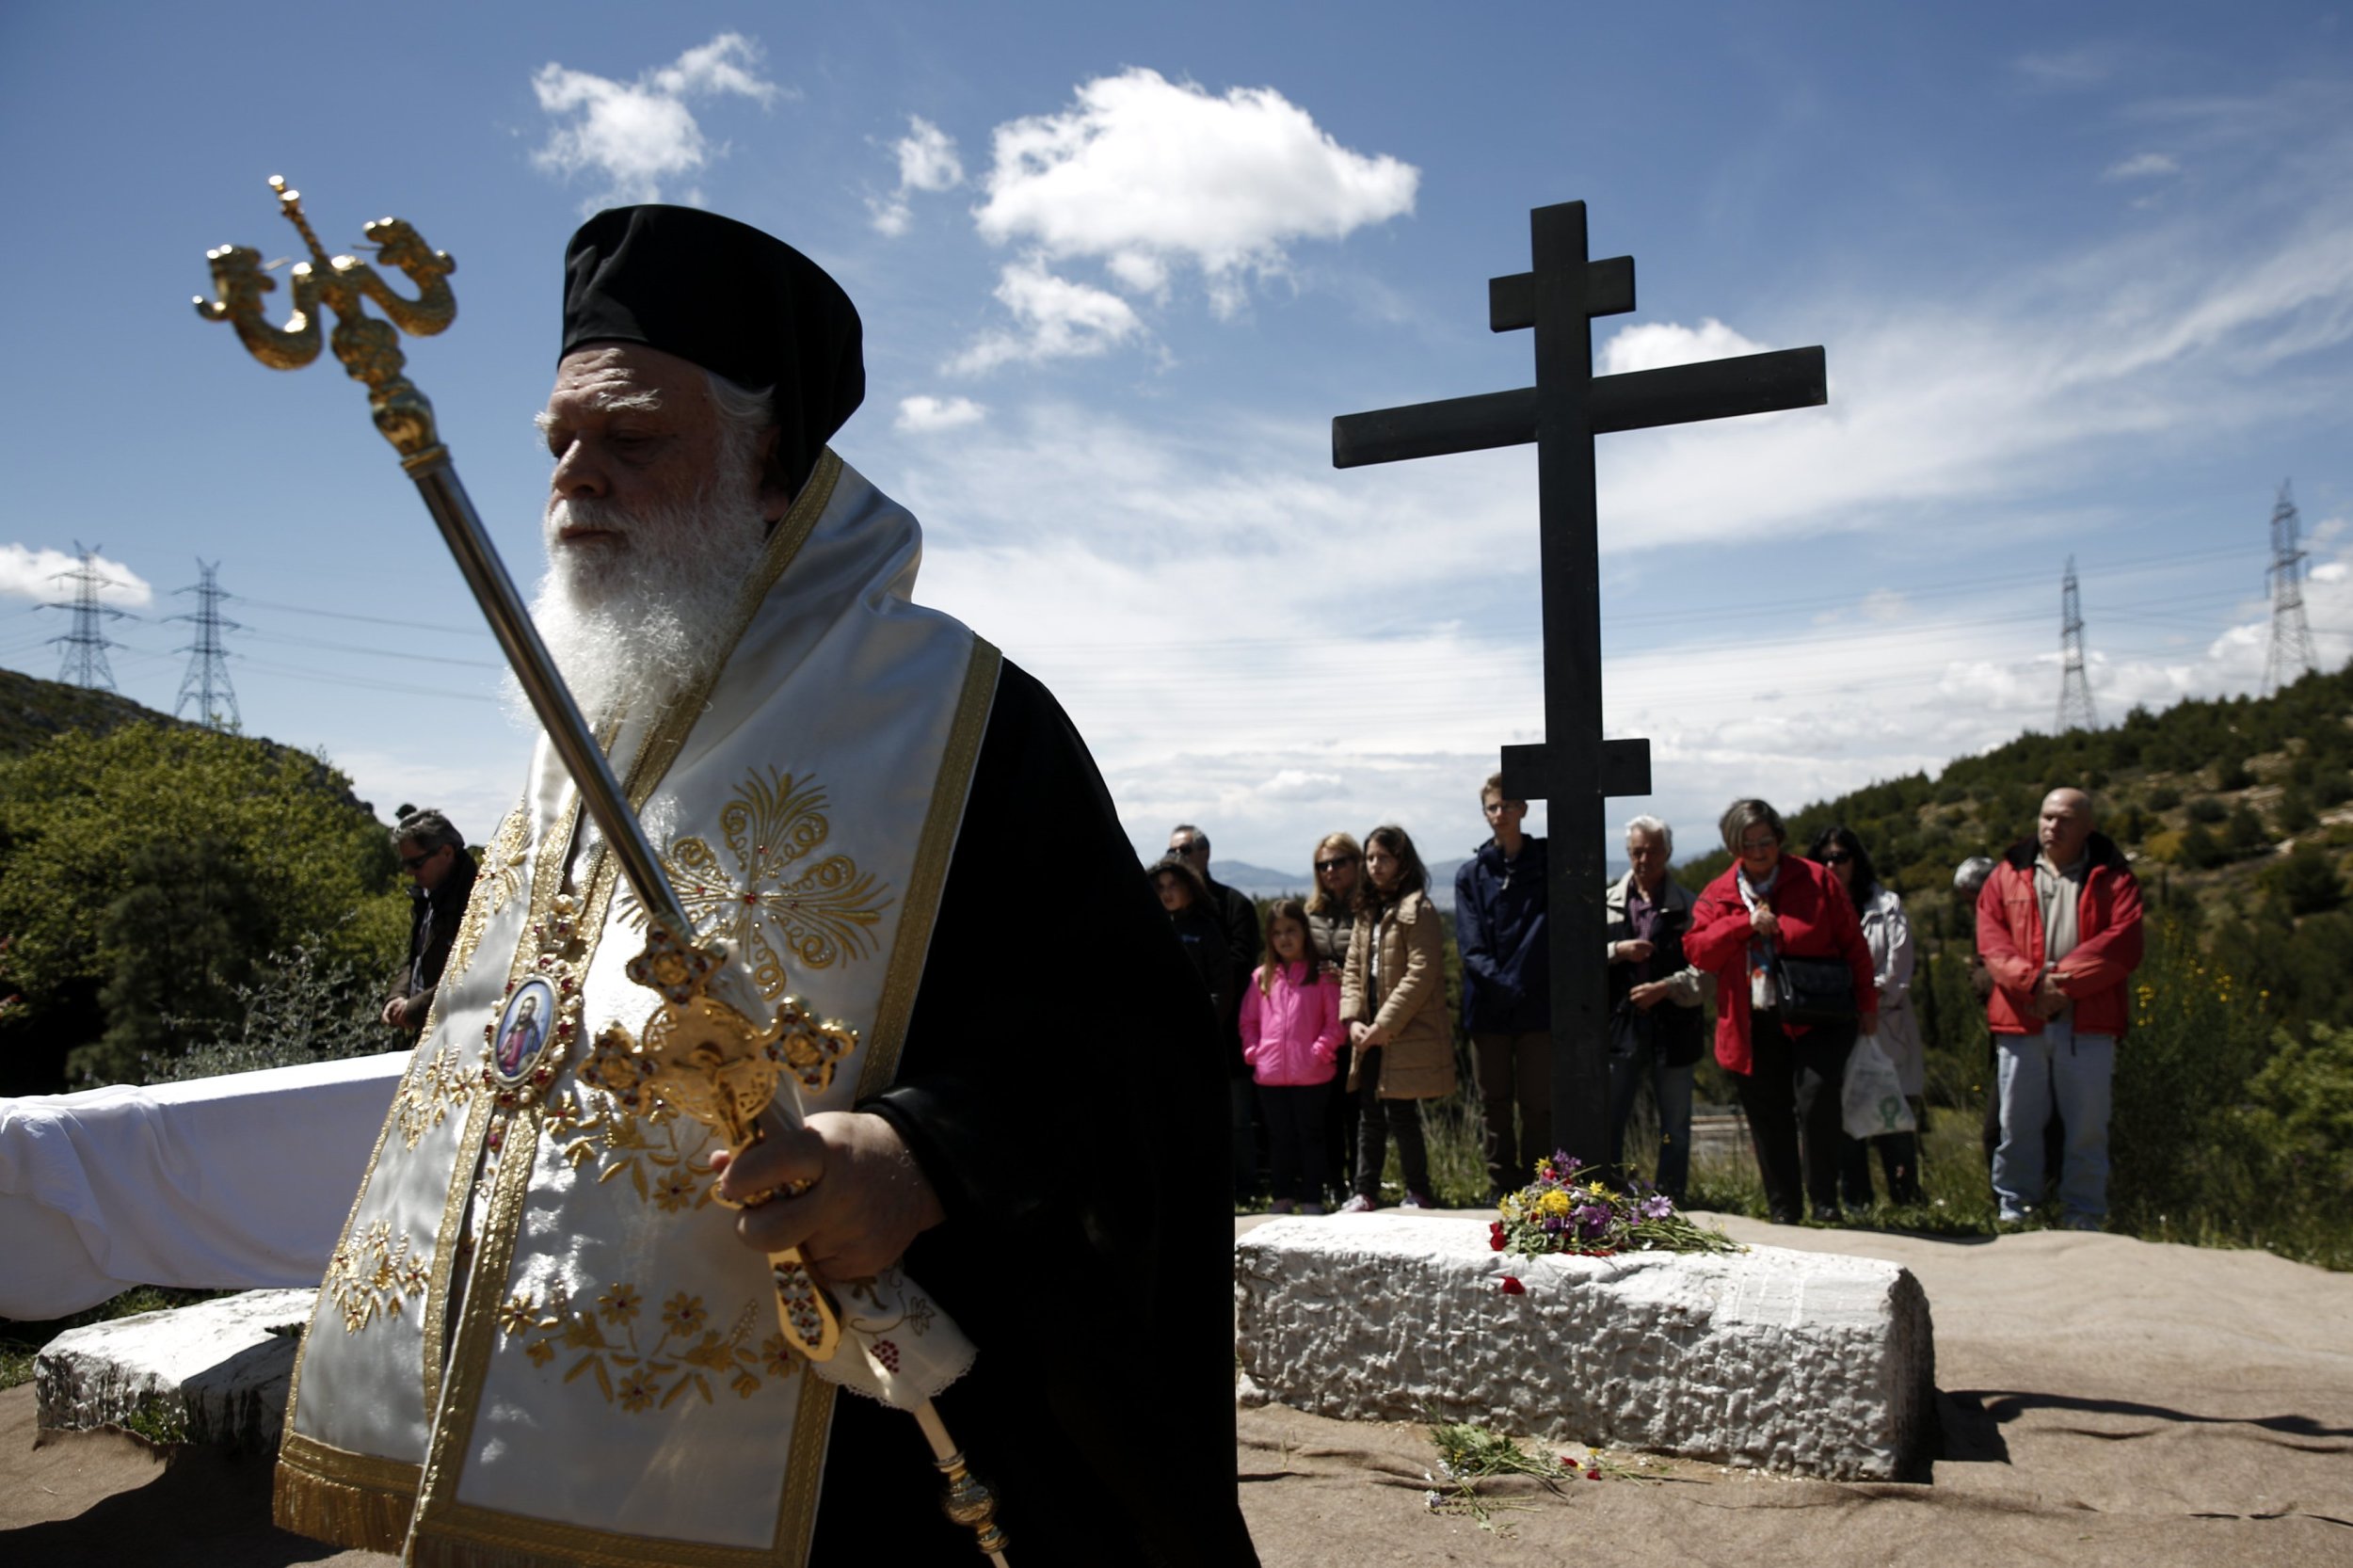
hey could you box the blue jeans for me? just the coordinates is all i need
[1607,1037,1694,1205]
[1993,1017,2114,1221]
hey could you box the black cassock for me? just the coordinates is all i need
[814,662,1259,1567]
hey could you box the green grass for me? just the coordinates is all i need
[0,1285,233,1392]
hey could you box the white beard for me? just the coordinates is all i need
[512,473,770,734]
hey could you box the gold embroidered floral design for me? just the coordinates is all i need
[631,767,894,998]
[539,1087,719,1211]
[504,1287,792,1409]
[324,1221,431,1334]
[391,1043,471,1149]
[446,802,531,987]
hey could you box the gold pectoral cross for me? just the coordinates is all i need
[583,921,858,1363]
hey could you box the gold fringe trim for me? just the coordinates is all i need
[274,1452,416,1554]
[418,1499,786,1568]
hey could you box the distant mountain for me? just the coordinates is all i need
[1212,859,1312,899]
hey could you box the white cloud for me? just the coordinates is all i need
[2012,45,2123,89]
[895,394,987,433]
[868,116,965,235]
[1257,769,1349,802]
[2104,152,2181,180]
[1598,317,1770,376]
[968,68,1416,326]
[0,544,152,608]
[946,262,1145,375]
[531,34,785,209]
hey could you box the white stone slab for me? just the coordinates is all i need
[35,1287,313,1450]
[1235,1214,1934,1480]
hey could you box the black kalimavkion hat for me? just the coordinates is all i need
[560,205,864,494]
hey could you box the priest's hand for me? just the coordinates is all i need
[712,1111,946,1283]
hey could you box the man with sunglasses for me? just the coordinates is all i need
[379,808,475,1032]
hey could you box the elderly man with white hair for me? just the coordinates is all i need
[273,205,1256,1567]
[1602,814,1713,1205]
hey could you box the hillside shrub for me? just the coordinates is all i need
[0,722,406,1090]
[2178,823,2227,869]
[144,932,397,1083]
[2187,796,2228,824]
[2215,757,2255,792]
[2269,844,2346,918]
[2147,785,2183,811]
[2226,803,2269,856]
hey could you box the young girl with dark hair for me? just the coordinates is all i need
[1240,899,1343,1214]
[1337,824,1457,1211]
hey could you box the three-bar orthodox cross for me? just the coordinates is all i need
[1334,200,1828,1168]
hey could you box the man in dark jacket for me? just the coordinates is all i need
[1455,775,1550,1202]
[1603,815,1710,1206]
[1169,824,1263,1202]
[380,808,475,1032]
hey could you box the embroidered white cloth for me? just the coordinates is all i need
[0,1052,410,1319]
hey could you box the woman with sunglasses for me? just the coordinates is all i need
[1305,832,1366,1201]
[1684,799,1877,1225]
[1810,824,1925,1207]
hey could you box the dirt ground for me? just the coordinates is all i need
[5,1211,2348,1566]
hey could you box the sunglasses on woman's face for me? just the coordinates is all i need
[1316,857,1356,872]
[1819,852,1852,865]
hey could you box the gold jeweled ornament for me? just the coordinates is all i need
[582,922,858,1362]
[198,180,1006,1566]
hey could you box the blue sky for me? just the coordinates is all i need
[3,3,2348,875]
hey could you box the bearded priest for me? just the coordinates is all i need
[273,206,1257,1568]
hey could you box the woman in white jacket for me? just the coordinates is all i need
[1810,824,1925,1206]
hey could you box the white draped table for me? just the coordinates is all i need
[0,1052,408,1320]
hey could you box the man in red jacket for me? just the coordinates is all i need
[1976,787,2145,1229]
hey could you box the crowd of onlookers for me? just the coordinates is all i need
[1144,775,2144,1230]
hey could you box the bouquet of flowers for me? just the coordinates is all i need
[1491,1153,1739,1259]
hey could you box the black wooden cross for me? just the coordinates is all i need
[1334,200,1827,1171]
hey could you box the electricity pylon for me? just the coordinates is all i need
[42,542,133,691]
[2264,481,2317,696]
[169,559,243,729]
[2057,555,2098,732]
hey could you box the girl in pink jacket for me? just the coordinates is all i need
[1241,898,1344,1214]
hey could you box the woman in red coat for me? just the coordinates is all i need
[1684,799,1878,1224]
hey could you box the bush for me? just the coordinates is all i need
[2148,785,2183,811]
[2178,823,2228,869]
[0,723,406,1089]
[2108,921,2269,1237]
[144,931,399,1083]
[2215,757,2255,792]
[2226,803,2270,856]
[2187,796,2228,824]
[2267,844,2346,919]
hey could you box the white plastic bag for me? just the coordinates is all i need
[1842,1032,1917,1140]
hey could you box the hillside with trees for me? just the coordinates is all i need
[0,673,407,1093]
[1664,664,2353,1265]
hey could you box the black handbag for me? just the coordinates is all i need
[1775,952,1857,1027]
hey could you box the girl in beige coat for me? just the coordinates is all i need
[1338,824,1458,1210]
